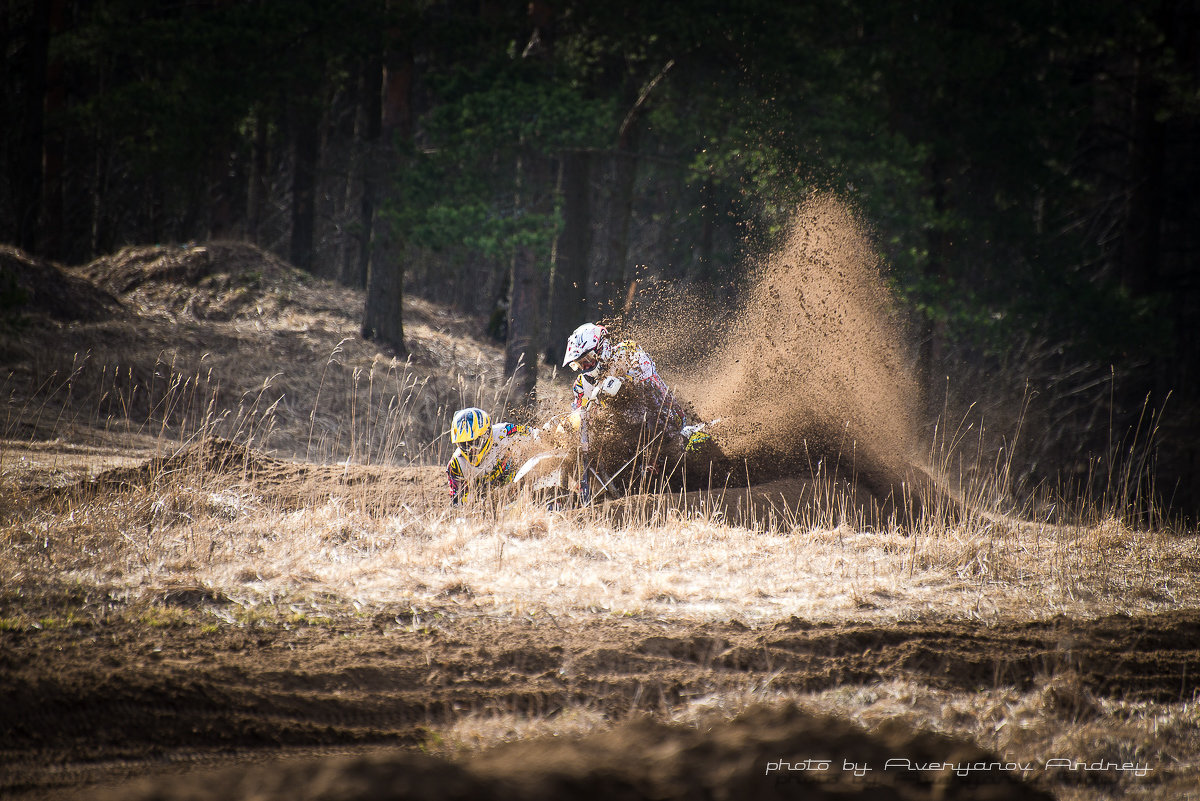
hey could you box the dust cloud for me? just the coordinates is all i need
[631,194,924,498]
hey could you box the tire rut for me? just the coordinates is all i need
[3,608,1198,796]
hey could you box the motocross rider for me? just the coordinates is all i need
[561,323,714,502]
[563,320,713,444]
[446,407,539,505]
[562,322,683,427]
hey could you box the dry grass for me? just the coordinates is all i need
[6,357,1196,799]
[3,299,1196,635]
[3,468,1195,627]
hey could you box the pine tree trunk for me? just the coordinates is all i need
[247,113,269,243]
[12,0,50,254]
[356,53,383,290]
[360,31,412,355]
[362,256,407,355]
[290,99,321,271]
[545,150,591,364]
[505,149,548,403]
[39,0,67,259]
[1119,58,1165,300]
[507,242,541,402]
[920,155,948,422]
[592,137,637,320]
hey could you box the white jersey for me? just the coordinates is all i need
[571,339,669,409]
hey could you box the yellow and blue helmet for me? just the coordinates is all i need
[451,407,493,466]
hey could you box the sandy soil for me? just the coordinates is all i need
[0,442,1194,800]
[9,573,1193,800]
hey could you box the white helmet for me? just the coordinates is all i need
[563,323,610,376]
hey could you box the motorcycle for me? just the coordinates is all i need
[511,376,719,507]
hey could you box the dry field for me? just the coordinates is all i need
[2,231,1199,800]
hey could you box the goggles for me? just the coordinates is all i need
[461,436,487,457]
[570,350,599,373]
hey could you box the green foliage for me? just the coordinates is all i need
[139,605,192,629]
[384,52,610,266]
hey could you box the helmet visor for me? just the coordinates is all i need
[461,435,487,459]
[570,350,599,373]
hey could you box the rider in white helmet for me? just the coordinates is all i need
[563,319,713,447]
[562,322,675,414]
[561,323,715,501]
[446,407,538,505]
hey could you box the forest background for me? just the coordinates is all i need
[3,0,1198,520]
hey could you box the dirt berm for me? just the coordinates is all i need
[94,704,1046,801]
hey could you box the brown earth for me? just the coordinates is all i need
[7,583,1196,801]
[4,438,1190,800]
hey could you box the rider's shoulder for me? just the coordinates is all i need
[497,421,532,438]
[616,339,655,369]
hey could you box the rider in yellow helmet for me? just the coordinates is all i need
[446,407,538,505]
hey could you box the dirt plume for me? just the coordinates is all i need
[702,196,919,465]
[631,195,928,521]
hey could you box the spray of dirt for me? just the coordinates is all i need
[631,194,925,505]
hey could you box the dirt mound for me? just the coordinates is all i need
[89,436,283,489]
[80,241,311,321]
[0,245,121,323]
[99,705,1045,801]
[75,436,446,511]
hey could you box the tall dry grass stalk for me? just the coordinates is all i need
[897,384,1188,608]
